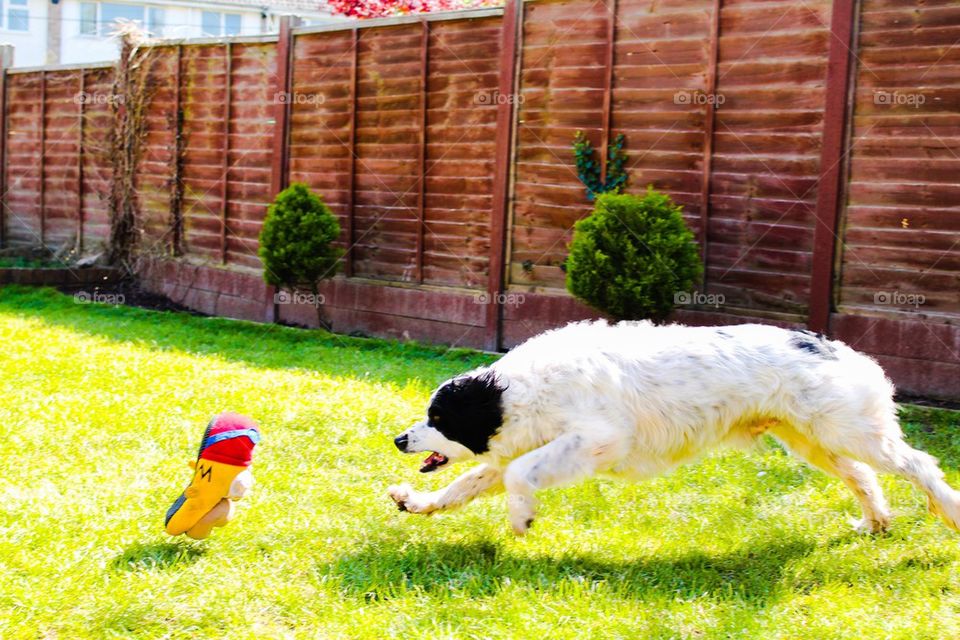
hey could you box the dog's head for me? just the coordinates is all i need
[393,369,505,473]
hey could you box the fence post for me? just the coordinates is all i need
[699,0,721,282]
[484,0,522,351]
[808,0,858,334]
[76,69,85,253]
[39,70,46,246]
[416,19,428,284]
[267,16,297,323]
[0,46,10,248]
[220,42,232,265]
[269,16,295,198]
[344,28,358,277]
[170,45,184,256]
[598,0,615,184]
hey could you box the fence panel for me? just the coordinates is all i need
[180,44,230,262]
[224,42,277,269]
[838,0,960,316]
[139,47,181,255]
[706,0,832,316]
[289,29,357,268]
[5,71,44,246]
[614,0,714,236]
[423,16,501,289]
[288,16,501,288]
[41,70,82,250]
[79,66,114,250]
[351,23,425,282]
[509,0,607,289]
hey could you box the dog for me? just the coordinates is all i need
[388,320,960,536]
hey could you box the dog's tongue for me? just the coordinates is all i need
[420,452,447,473]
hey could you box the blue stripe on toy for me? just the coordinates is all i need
[202,428,260,449]
[197,417,215,459]
[165,492,187,526]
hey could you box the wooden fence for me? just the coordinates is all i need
[0,0,958,399]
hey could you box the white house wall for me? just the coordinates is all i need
[0,0,49,67]
[0,0,345,67]
[60,1,265,65]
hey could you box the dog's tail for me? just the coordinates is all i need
[875,442,960,532]
[908,449,960,532]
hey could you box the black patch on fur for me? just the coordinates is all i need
[428,371,505,454]
[790,329,838,360]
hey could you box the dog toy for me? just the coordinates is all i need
[164,412,260,539]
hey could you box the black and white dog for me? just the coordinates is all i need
[389,321,960,535]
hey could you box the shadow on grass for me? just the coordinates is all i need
[111,540,207,572]
[327,537,818,604]
[0,286,496,386]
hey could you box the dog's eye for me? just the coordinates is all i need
[430,415,441,423]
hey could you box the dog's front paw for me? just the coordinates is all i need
[388,483,414,511]
[507,494,537,536]
[388,483,436,514]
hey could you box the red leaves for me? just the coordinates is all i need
[327,0,501,19]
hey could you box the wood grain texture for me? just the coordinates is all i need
[5,72,43,246]
[837,0,960,317]
[79,67,113,250]
[708,0,831,315]
[171,43,277,268]
[138,48,180,255]
[506,0,832,303]
[288,17,500,286]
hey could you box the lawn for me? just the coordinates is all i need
[2,286,960,639]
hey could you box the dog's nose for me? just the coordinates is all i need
[394,434,409,452]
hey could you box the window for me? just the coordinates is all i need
[80,2,97,35]
[76,4,245,38]
[147,6,164,36]
[224,13,240,35]
[100,2,144,33]
[8,0,28,31]
[78,2,165,37]
[201,10,219,36]
[202,11,242,36]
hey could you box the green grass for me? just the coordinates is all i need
[1,285,960,639]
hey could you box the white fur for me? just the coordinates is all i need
[389,321,960,536]
[402,420,474,464]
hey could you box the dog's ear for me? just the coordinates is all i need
[431,370,506,454]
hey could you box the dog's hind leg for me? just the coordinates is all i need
[388,464,502,515]
[503,431,623,535]
[769,424,892,533]
[838,426,960,532]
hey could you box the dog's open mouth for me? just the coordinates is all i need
[420,452,448,473]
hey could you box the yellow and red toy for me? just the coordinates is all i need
[165,412,261,540]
